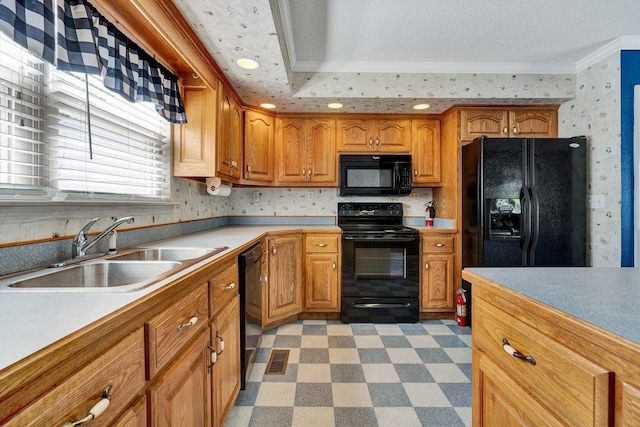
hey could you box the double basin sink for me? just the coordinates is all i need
[0,247,229,292]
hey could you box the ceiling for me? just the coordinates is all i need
[172,0,640,114]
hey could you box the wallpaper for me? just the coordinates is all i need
[558,53,621,267]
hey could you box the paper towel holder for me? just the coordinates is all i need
[205,177,233,196]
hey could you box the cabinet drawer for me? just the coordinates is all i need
[210,260,239,316]
[474,300,611,427]
[306,234,338,252]
[6,329,145,427]
[147,283,209,378]
[421,236,454,253]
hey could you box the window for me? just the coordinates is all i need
[0,33,172,200]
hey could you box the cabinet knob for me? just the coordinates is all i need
[503,126,508,135]
[308,168,312,178]
[246,164,251,175]
[302,169,306,178]
[332,261,336,271]
[63,386,112,426]
[177,315,198,331]
[512,126,518,135]
[414,169,418,176]
[375,137,380,146]
[425,262,429,270]
[502,338,536,365]
[369,137,373,147]
[222,282,236,291]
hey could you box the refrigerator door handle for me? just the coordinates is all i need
[529,186,540,255]
[521,188,532,253]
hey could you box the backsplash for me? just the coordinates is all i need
[558,52,621,267]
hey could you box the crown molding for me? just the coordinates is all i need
[575,36,640,72]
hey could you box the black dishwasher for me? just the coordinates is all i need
[238,241,263,390]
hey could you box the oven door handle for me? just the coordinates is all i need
[352,303,412,309]
[342,236,418,242]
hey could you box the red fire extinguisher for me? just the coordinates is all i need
[456,289,468,326]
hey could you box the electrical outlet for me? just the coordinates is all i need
[586,194,604,209]
[252,191,260,202]
[307,191,314,201]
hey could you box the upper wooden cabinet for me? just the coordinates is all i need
[411,119,441,186]
[173,74,217,177]
[243,110,274,184]
[217,82,243,182]
[275,117,337,186]
[337,118,411,152]
[459,107,558,141]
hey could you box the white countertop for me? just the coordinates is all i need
[464,267,640,347]
[0,225,329,372]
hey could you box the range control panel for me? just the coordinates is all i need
[338,202,403,217]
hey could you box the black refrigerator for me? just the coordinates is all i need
[462,136,587,322]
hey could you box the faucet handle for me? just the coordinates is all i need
[80,218,101,234]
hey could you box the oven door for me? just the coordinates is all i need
[341,233,420,322]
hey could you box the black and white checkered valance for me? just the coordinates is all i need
[0,0,56,63]
[56,0,186,123]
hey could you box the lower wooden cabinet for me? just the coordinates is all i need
[148,329,212,427]
[212,295,241,427]
[5,329,146,427]
[112,395,147,427]
[619,381,640,427]
[304,233,340,311]
[265,233,303,326]
[420,234,455,312]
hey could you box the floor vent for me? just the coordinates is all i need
[265,349,289,375]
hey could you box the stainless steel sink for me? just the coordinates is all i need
[6,261,182,291]
[108,247,228,262]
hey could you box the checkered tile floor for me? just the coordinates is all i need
[225,319,471,427]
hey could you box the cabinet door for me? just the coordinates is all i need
[216,85,233,178]
[473,348,563,426]
[305,253,339,311]
[267,234,303,322]
[411,119,441,185]
[173,75,217,177]
[229,99,243,180]
[308,119,337,184]
[375,119,411,152]
[337,119,374,151]
[509,109,557,138]
[420,253,454,310]
[112,396,146,427]
[460,109,508,141]
[618,381,640,427]
[276,118,307,183]
[149,329,211,427]
[244,110,274,183]
[212,295,241,427]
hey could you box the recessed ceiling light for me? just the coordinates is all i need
[413,104,431,110]
[236,58,260,70]
[260,103,276,109]
[328,103,343,109]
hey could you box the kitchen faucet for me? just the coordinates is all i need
[71,216,135,259]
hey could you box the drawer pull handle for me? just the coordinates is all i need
[216,333,225,355]
[208,342,218,366]
[502,338,536,365]
[63,385,112,426]
[222,282,236,291]
[433,243,445,247]
[314,243,328,247]
[177,315,198,331]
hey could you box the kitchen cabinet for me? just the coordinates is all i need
[5,329,146,427]
[304,233,340,312]
[459,107,558,141]
[265,233,303,326]
[211,295,240,427]
[243,109,275,184]
[173,74,218,177]
[420,234,455,312]
[275,117,337,185]
[337,118,411,152]
[217,82,243,182]
[619,382,640,426]
[411,119,441,186]
[112,396,147,427]
[148,329,212,427]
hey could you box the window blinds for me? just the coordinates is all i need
[47,70,171,198]
[0,38,48,188]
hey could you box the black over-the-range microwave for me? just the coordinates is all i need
[338,154,412,196]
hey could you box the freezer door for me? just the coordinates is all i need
[480,138,526,266]
[528,137,587,266]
